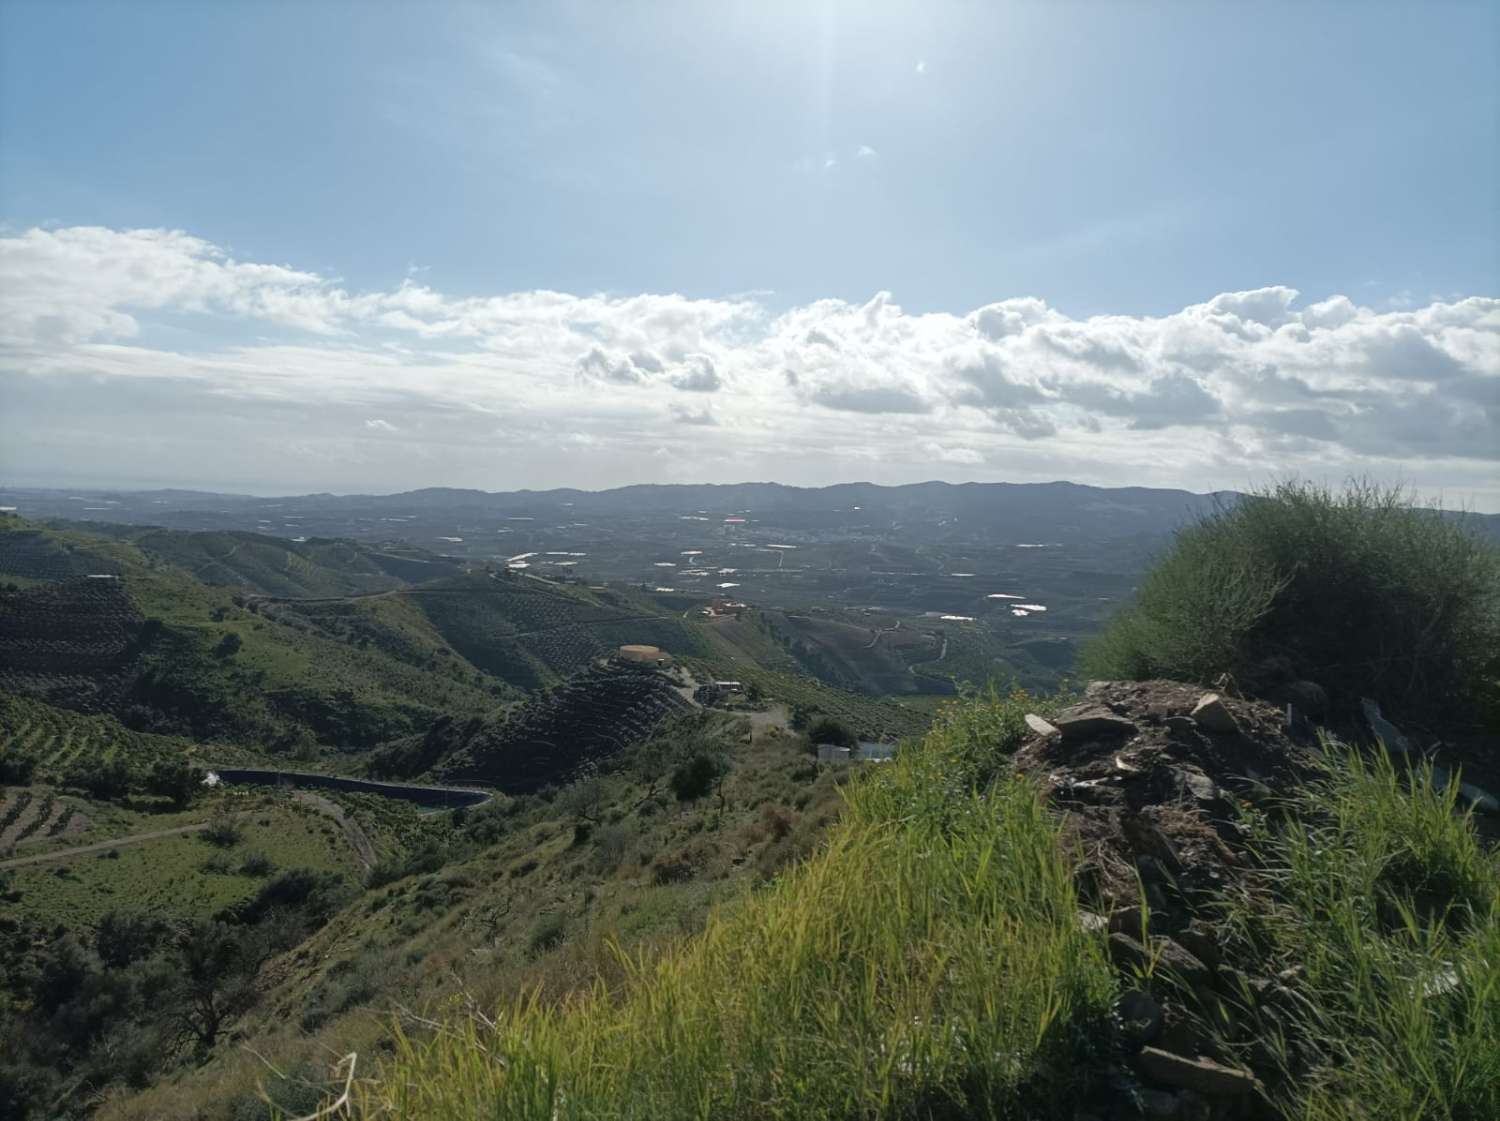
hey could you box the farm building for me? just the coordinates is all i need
[617,644,673,666]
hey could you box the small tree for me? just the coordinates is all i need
[807,717,856,749]
[214,632,243,659]
[146,759,199,809]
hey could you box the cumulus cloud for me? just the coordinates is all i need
[2,226,1497,500]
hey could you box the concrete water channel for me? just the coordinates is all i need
[208,768,494,811]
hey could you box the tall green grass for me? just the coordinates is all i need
[1080,480,1500,718]
[1223,744,1500,1121]
[355,694,1115,1120]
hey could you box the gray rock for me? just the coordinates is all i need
[1156,938,1214,990]
[1025,713,1061,738]
[1107,934,1212,990]
[1174,768,1218,804]
[1117,988,1163,1046]
[1164,715,1198,737]
[1109,905,1149,937]
[1433,767,1500,815]
[1053,704,1139,741]
[1109,932,1153,973]
[1174,922,1221,971]
[1078,910,1109,934]
[1189,693,1238,734]
[1136,1047,1259,1097]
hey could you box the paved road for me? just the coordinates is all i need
[0,821,208,869]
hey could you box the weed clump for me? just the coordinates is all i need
[1222,743,1500,1119]
[1080,480,1500,718]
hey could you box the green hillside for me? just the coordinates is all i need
[127,528,460,597]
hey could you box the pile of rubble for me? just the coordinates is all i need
[1016,680,1325,1120]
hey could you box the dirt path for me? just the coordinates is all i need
[292,790,377,870]
[0,821,208,869]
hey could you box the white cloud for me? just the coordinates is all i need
[856,145,878,159]
[2,226,1497,502]
[914,60,927,74]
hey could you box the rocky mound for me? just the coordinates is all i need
[1016,681,1325,1119]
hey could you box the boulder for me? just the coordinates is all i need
[1189,694,1238,734]
[1025,713,1061,738]
[1053,704,1139,742]
[1135,1047,1259,1097]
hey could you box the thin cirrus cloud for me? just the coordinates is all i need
[0,225,1496,498]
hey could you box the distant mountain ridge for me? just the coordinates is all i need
[7,478,1496,544]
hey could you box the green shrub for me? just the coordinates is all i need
[806,716,855,748]
[527,912,566,956]
[201,816,242,848]
[237,851,276,877]
[1080,480,1500,717]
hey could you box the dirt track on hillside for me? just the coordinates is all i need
[0,821,208,869]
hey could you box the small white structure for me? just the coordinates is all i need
[816,744,852,763]
[856,742,897,762]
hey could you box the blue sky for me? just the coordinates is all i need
[1,1,1497,504]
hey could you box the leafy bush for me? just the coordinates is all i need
[202,816,242,848]
[806,716,855,748]
[527,913,566,955]
[237,851,276,877]
[669,752,726,802]
[1080,481,1500,717]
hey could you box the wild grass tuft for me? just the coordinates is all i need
[355,696,1114,1120]
[1222,742,1500,1121]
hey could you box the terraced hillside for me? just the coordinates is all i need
[438,661,696,791]
[376,572,711,690]
[0,525,120,583]
[0,520,503,752]
[0,577,146,711]
[0,692,261,800]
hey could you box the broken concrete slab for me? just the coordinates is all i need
[1052,704,1138,741]
[1024,713,1061,738]
[1189,693,1238,734]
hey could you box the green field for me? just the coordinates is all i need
[6,793,358,931]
